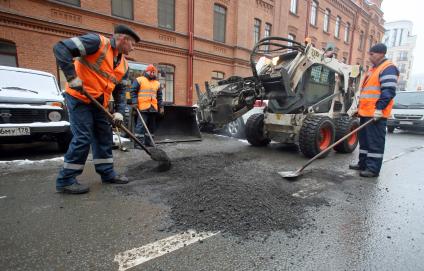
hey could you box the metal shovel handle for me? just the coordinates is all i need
[80,88,152,156]
[135,108,156,147]
[297,118,374,173]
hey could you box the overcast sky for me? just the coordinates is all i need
[381,0,423,75]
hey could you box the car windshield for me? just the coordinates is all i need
[0,69,61,98]
[394,92,424,108]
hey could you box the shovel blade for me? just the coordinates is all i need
[278,170,302,179]
[148,147,172,172]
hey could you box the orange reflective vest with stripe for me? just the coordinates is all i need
[65,35,128,108]
[136,76,160,111]
[358,60,398,118]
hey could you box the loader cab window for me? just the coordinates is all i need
[303,64,336,111]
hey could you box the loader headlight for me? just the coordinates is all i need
[48,111,62,122]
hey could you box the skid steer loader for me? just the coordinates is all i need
[196,37,363,158]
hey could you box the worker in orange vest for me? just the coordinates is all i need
[349,43,399,177]
[54,25,140,194]
[130,64,163,146]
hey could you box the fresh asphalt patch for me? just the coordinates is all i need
[122,152,336,239]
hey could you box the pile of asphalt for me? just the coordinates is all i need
[125,153,328,238]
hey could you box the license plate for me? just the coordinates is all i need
[0,127,31,136]
[399,121,413,125]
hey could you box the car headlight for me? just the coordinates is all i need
[48,111,62,122]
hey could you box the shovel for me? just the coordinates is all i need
[278,118,374,179]
[81,89,171,172]
[135,108,156,148]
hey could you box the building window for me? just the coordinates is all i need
[290,0,297,14]
[158,0,175,30]
[264,23,272,52]
[398,29,404,46]
[392,29,397,47]
[399,51,408,61]
[288,33,296,47]
[158,64,175,103]
[254,19,261,44]
[112,0,133,20]
[211,71,225,81]
[323,9,330,33]
[344,22,350,43]
[359,31,364,51]
[0,40,18,67]
[310,1,318,26]
[213,4,226,43]
[56,0,80,6]
[369,35,373,50]
[334,16,341,38]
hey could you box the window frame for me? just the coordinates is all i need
[211,71,225,81]
[55,0,81,6]
[157,63,175,104]
[158,0,175,30]
[334,16,341,38]
[290,0,298,14]
[0,39,18,67]
[344,22,350,43]
[323,9,330,33]
[213,4,227,43]
[310,1,318,26]
[111,0,134,20]
[254,18,261,45]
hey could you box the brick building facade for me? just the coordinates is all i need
[0,0,385,105]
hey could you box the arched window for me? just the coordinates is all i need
[157,64,175,103]
[0,40,18,67]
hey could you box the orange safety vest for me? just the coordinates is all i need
[136,76,160,111]
[65,35,128,108]
[358,60,398,118]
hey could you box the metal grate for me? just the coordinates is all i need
[0,108,48,124]
[393,114,423,120]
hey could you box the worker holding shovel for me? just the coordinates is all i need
[53,25,141,194]
[130,64,164,147]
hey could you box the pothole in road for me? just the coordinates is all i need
[124,153,333,238]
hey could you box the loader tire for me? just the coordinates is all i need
[333,117,359,153]
[246,113,270,147]
[299,116,335,158]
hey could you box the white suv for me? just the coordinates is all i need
[0,66,71,151]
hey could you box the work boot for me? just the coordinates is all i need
[56,183,90,194]
[349,163,363,170]
[103,175,129,184]
[360,170,379,178]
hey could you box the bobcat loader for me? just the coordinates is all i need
[196,37,363,158]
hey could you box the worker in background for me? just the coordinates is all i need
[349,43,399,177]
[54,24,141,194]
[130,64,163,147]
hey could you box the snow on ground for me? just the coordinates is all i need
[0,156,64,165]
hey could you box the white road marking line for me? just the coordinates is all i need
[114,230,219,271]
[383,145,424,163]
[0,196,6,199]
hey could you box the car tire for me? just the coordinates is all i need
[225,117,245,138]
[387,126,395,133]
[57,132,72,153]
[246,113,270,146]
[333,117,359,153]
[299,116,335,158]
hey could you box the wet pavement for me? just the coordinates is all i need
[0,130,423,270]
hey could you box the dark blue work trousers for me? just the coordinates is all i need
[134,111,157,146]
[358,117,387,174]
[56,93,116,188]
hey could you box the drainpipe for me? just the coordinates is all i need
[305,0,311,38]
[187,0,194,105]
[348,12,357,64]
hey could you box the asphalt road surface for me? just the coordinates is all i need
[0,130,423,271]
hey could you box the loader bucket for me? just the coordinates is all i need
[154,105,202,143]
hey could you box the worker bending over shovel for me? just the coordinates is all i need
[130,64,164,147]
[53,25,141,194]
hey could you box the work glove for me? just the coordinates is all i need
[68,76,83,93]
[112,112,124,126]
[373,109,383,121]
